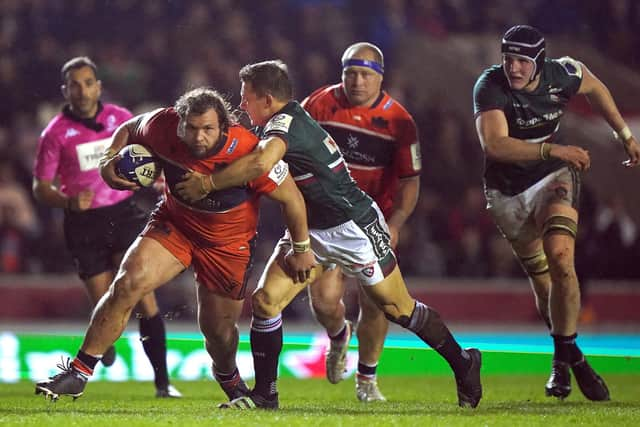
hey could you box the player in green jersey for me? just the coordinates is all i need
[178,60,482,410]
[474,25,640,402]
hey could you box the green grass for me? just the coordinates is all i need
[1,375,639,426]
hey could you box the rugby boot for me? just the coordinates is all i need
[156,384,183,398]
[325,320,352,384]
[572,358,610,401]
[101,346,116,367]
[35,358,88,401]
[218,391,279,410]
[223,378,250,400]
[455,348,482,408]
[356,374,387,402]
[545,360,571,399]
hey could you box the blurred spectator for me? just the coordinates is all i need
[0,157,38,272]
[594,194,639,279]
[446,186,494,277]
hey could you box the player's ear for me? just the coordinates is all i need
[61,84,68,99]
[265,93,274,107]
[96,79,103,96]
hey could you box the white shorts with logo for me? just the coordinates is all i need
[277,204,396,286]
[485,166,579,244]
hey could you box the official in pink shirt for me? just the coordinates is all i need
[31,56,180,398]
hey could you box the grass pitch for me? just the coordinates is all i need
[1,374,639,427]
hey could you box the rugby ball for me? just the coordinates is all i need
[115,144,160,187]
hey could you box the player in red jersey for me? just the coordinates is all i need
[301,42,421,401]
[32,56,178,398]
[35,87,313,402]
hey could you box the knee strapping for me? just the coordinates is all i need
[543,216,577,239]
[518,250,549,276]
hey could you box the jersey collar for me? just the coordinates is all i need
[62,101,105,132]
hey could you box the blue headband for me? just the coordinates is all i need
[342,58,384,75]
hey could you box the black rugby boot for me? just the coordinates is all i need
[455,348,482,408]
[545,360,571,399]
[572,358,610,401]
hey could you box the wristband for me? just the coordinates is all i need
[613,126,633,142]
[292,238,311,253]
[539,142,552,161]
[209,175,217,191]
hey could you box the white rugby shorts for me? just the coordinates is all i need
[278,206,394,286]
[485,166,579,243]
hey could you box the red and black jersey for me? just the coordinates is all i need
[129,107,280,245]
[302,83,421,217]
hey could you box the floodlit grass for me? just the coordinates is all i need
[1,375,639,426]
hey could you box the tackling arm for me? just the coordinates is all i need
[209,136,287,190]
[265,173,316,283]
[175,135,288,202]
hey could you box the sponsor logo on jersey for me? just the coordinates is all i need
[65,128,80,138]
[227,138,238,154]
[75,138,111,171]
[268,160,289,185]
[323,135,339,154]
[342,149,376,165]
[547,87,562,104]
[347,134,359,149]
[382,99,393,110]
[371,116,389,129]
[542,110,563,120]
[264,113,293,134]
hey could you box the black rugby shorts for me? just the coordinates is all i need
[63,196,148,280]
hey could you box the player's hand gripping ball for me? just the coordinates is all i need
[115,144,161,187]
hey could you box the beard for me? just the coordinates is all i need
[188,145,209,159]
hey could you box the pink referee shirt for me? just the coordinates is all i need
[33,103,133,209]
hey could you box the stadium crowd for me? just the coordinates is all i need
[1,0,639,280]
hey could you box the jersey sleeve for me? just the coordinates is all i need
[394,115,422,178]
[32,130,61,181]
[248,160,289,194]
[552,56,583,97]
[262,112,294,147]
[128,108,170,150]
[473,70,509,117]
[300,86,327,119]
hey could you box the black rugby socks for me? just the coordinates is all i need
[250,314,283,400]
[140,313,170,389]
[552,333,583,365]
[406,302,471,375]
